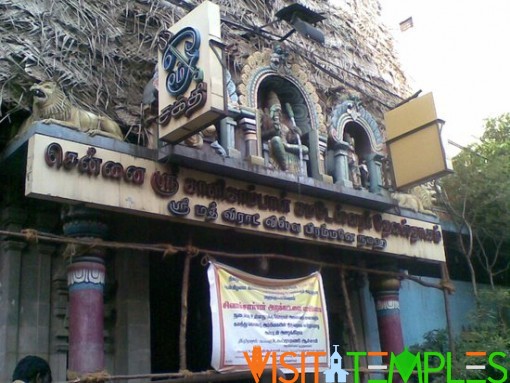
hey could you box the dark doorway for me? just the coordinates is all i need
[150,253,212,374]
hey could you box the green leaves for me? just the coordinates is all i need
[442,113,510,287]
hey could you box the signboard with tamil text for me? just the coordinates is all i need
[25,134,446,262]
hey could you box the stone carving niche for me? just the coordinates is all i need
[237,46,328,181]
[327,98,387,194]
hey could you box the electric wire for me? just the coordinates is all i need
[220,16,406,109]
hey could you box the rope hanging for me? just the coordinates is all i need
[0,228,451,291]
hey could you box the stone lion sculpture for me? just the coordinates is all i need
[17,81,124,140]
[391,185,436,216]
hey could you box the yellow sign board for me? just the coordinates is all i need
[384,93,453,189]
[385,93,438,141]
[157,1,226,142]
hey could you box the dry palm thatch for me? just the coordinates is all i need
[0,0,411,145]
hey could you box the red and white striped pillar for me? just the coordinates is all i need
[63,206,109,377]
[370,274,404,369]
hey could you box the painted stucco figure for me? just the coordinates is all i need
[184,125,227,157]
[261,91,308,174]
[345,133,362,189]
[18,81,124,141]
[360,160,369,188]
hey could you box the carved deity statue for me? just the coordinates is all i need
[270,43,290,73]
[345,133,362,189]
[359,160,369,189]
[261,91,308,174]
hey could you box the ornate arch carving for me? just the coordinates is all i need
[330,99,385,154]
[238,48,326,136]
[327,98,387,193]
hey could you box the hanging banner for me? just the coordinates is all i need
[208,262,329,372]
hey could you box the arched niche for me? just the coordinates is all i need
[237,47,328,180]
[257,76,311,135]
[327,99,387,194]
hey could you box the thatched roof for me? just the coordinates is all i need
[0,0,411,144]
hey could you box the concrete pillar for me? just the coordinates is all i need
[370,273,404,381]
[0,241,25,381]
[62,206,108,377]
[219,115,241,159]
[240,117,258,156]
[332,141,353,187]
[239,112,264,166]
[114,250,151,383]
[366,154,385,195]
[49,261,69,382]
[17,244,54,360]
[318,135,328,175]
[0,202,60,380]
[0,206,27,381]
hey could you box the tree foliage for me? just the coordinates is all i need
[442,113,510,287]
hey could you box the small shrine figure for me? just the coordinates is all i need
[360,160,369,189]
[345,133,361,189]
[270,43,290,73]
[261,90,308,174]
[184,125,227,157]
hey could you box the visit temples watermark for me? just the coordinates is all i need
[244,345,508,383]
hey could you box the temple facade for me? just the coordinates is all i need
[0,1,457,382]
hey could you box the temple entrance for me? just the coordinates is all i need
[148,225,353,380]
[150,254,182,373]
[149,253,213,374]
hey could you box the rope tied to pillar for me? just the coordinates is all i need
[62,243,92,261]
[2,227,450,292]
[66,369,110,383]
[186,245,200,257]
[21,228,39,243]
[440,278,456,294]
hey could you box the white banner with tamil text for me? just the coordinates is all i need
[208,262,330,372]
